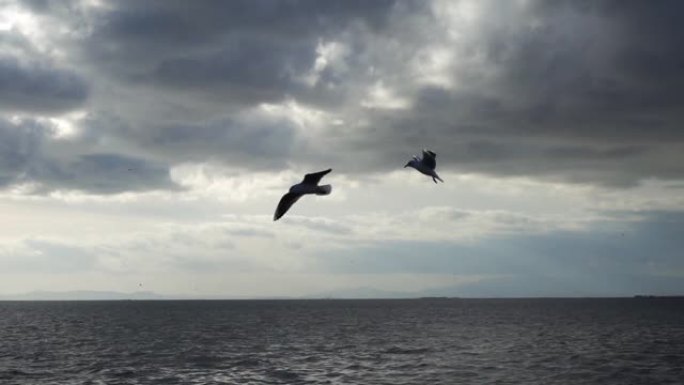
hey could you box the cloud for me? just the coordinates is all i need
[0,117,50,186]
[313,210,684,296]
[0,238,96,273]
[311,0,684,186]
[280,216,353,235]
[0,218,280,276]
[81,0,395,91]
[0,55,88,114]
[0,117,178,193]
[47,153,178,194]
[142,113,299,168]
[2,0,682,194]
[2,1,684,298]
[148,38,314,104]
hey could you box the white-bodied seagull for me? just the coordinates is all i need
[404,149,444,183]
[274,168,332,221]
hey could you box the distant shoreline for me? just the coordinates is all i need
[1,295,683,302]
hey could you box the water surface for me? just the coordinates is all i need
[1,298,682,384]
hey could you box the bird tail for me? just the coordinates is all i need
[316,185,332,195]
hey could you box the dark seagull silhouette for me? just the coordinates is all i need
[404,149,444,183]
[274,169,333,221]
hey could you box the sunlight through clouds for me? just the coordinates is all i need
[1,0,684,298]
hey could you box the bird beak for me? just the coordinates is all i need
[404,162,410,168]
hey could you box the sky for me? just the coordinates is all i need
[1,0,683,298]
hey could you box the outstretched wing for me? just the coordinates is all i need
[421,150,437,170]
[274,193,302,221]
[301,168,332,185]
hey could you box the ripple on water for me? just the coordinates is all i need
[0,299,683,385]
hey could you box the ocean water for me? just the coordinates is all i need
[1,298,683,384]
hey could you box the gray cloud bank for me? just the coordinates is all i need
[0,118,176,193]
[1,0,684,193]
[0,56,88,114]
[318,210,684,296]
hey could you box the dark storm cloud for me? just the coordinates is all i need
[493,0,684,136]
[319,0,684,187]
[82,0,395,95]
[40,153,178,194]
[149,38,313,104]
[0,56,88,114]
[90,0,394,44]
[0,117,45,185]
[129,115,299,169]
[3,0,684,194]
[0,118,177,193]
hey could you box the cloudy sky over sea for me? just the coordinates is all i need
[1,0,683,298]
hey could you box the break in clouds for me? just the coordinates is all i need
[1,0,684,194]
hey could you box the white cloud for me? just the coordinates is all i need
[361,81,411,110]
[303,39,350,86]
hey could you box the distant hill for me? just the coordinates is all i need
[0,290,168,301]
[307,286,448,299]
[0,290,297,301]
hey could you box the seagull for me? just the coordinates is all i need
[274,169,333,221]
[404,149,444,183]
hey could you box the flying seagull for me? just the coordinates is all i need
[404,149,444,183]
[274,169,333,221]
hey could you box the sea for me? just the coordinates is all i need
[1,298,682,384]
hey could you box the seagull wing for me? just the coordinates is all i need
[421,150,437,170]
[301,168,332,185]
[274,193,303,221]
